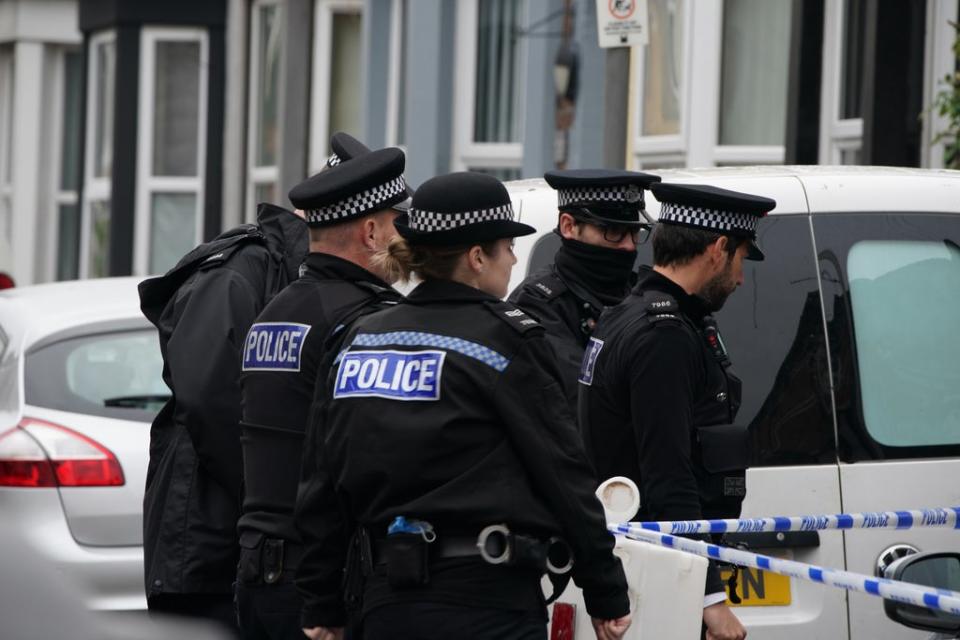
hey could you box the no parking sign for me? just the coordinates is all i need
[595,0,649,48]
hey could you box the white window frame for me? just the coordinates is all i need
[385,0,406,149]
[80,30,116,279]
[818,0,863,164]
[630,0,789,169]
[134,27,208,276]
[44,46,82,281]
[308,0,363,175]
[247,0,282,220]
[451,0,527,174]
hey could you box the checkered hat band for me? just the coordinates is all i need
[408,203,515,232]
[326,153,342,167]
[557,186,644,208]
[305,176,406,224]
[658,202,758,234]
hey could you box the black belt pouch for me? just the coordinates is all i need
[696,424,750,515]
[385,533,430,588]
[237,532,264,583]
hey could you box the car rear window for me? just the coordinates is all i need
[25,329,169,422]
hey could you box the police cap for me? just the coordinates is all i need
[544,169,661,226]
[289,147,408,227]
[325,132,413,211]
[394,171,536,246]
[651,182,776,261]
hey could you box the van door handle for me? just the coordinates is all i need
[722,531,820,550]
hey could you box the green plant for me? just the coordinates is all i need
[931,21,960,169]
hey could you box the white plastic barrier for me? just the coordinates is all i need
[546,477,707,640]
[548,536,707,640]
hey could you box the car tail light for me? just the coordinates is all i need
[0,418,124,487]
[550,602,576,640]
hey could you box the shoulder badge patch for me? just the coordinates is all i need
[578,336,605,386]
[642,292,681,324]
[485,301,542,334]
[242,322,312,372]
[644,296,678,314]
[333,349,445,401]
[526,273,567,300]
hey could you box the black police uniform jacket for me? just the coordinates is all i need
[138,205,307,597]
[508,251,632,414]
[295,279,629,628]
[578,267,745,595]
[238,253,402,552]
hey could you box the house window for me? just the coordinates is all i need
[52,49,83,281]
[248,0,283,215]
[641,0,685,139]
[81,32,116,278]
[135,28,208,275]
[309,0,364,174]
[819,0,867,164]
[717,0,791,147]
[632,0,688,166]
[453,0,527,175]
[0,47,14,262]
[631,0,791,168]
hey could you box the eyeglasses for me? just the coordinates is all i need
[574,217,650,244]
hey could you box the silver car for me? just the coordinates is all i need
[0,277,167,611]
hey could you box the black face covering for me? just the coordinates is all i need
[555,237,637,305]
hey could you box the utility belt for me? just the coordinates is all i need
[346,520,573,603]
[237,534,304,585]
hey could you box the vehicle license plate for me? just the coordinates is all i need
[719,567,791,606]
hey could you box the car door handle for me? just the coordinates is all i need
[723,530,820,550]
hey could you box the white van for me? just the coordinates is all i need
[505,166,960,639]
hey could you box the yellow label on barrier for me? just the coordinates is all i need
[720,568,792,607]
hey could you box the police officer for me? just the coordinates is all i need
[138,203,308,634]
[578,183,775,640]
[296,172,631,640]
[508,169,659,412]
[236,142,409,640]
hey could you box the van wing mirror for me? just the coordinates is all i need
[883,551,960,634]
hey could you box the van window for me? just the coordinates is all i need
[25,329,169,422]
[813,213,960,461]
[847,240,960,447]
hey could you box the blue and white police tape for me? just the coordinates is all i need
[612,524,960,616]
[624,506,960,535]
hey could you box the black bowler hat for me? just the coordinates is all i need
[651,182,776,261]
[545,169,661,226]
[325,132,413,211]
[394,172,536,246]
[288,147,408,227]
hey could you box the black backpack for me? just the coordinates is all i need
[138,224,267,323]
